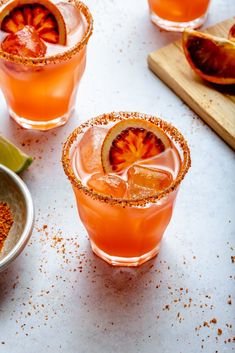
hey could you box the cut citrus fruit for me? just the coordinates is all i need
[1,25,46,57]
[182,28,235,85]
[101,118,171,173]
[228,24,235,42]
[0,0,67,45]
[0,135,33,173]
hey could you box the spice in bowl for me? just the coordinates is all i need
[0,202,14,251]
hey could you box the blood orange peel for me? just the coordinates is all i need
[101,118,171,174]
[182,28,235,85]
[0,0,67,45]
[228,24,235,42]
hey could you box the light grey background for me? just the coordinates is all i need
[0,0,234,352]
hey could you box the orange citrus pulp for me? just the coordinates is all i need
[101,118,171,173]
[183,28,235,85]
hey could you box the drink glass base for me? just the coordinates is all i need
[9,108,70,131]
[150,11,207,32]
[90,240,160,267]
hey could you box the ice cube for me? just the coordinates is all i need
[57,2,84,35]
[1,25,46,57]
[127,165,173,199]
[87,173,127,198]
[139,147,181,179]
[79,126,107,174]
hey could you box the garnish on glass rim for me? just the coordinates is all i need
[0,0,67,45]
[101,118,171,174]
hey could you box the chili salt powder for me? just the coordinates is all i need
[0,202,14,251]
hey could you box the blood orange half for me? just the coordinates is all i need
[101,118,171,174]
[183,28,235,85]
[0,0,67,45]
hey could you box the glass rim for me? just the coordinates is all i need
[0,0,93,66]
[62,112,191,207]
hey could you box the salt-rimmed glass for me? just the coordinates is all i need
[0,0,93,130]
[62,112,191,266]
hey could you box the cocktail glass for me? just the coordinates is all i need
[62,112,191,266]
[0,0,93,130]
[148,0,210,31]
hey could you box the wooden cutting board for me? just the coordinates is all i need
[148,18,235,150]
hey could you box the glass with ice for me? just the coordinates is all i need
[0,0,93,130]
[62,112,191,266]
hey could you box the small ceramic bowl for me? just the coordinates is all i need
[0,164,34,272]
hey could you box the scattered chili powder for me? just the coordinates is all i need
[203,321,210,327]
[0,202,14,251]
[210,318,217,324]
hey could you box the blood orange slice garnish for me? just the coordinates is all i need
[101,118,171,174]
[0,0,67,45]
[182,28,235,85]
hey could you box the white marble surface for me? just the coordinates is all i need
[0,0,235,352]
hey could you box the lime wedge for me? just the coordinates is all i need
[0,135,33,173]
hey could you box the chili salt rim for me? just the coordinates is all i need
[0,0,93,65]
[62,112,191,207]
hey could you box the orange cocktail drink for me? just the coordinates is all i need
[148,0,210,31]
[62,112,191,266]
[0,0,93,130]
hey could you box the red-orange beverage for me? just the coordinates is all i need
[148,0,210,31]
[0,0,93,130]
[62,112,191,266]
